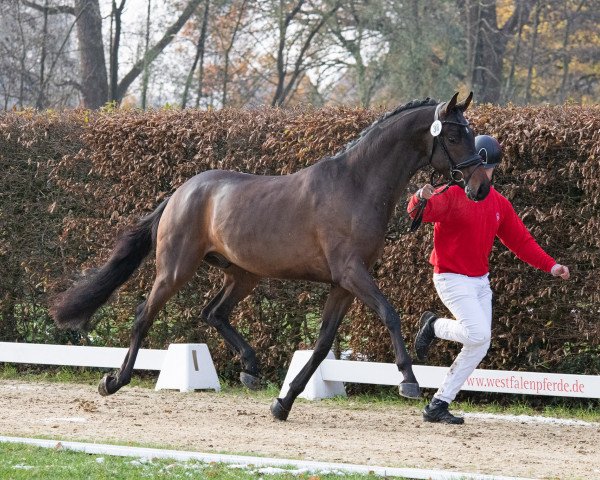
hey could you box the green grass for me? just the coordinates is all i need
[0,442,393,480]
[0,364,156,389]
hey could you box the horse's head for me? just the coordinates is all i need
[429,92,490,201]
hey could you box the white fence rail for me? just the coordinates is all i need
[0,342,164,370]
[2,344,597,400]
[279,350,600,400]
[0,342,220,392]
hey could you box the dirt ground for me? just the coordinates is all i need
[0,380,598,479]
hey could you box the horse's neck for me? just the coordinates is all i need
[344,120,427,218]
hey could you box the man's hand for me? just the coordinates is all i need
[417,184,435,200]
[551,264,570,280]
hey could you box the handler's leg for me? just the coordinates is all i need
[424,273,493,423]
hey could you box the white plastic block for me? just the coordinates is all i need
[155,344,220,393]
[279,350,346,400]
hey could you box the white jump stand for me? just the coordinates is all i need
[155,344,221,393]
[279,350,346,400]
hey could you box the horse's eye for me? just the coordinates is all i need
[448,136,457,144]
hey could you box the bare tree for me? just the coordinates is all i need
[1,1,76,108]
[461,0,537,104]
[141,0,152,109]
[109,0,127,104]
[75,0,109,108]
[181,0,210,108]
[327,1,387,107]
[524,0,541,102]
[23,0,203,108]
[271,0,341,106]
[218,0,248,107]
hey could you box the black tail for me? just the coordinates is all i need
[51,198,170,331]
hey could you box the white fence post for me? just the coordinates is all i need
[155,344,220,392]
[278,350,346,400]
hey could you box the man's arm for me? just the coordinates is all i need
[407,184,453,222]
[497,198,569,278]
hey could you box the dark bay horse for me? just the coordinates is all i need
[51,92,490,421]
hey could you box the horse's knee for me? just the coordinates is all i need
[131,302,151,336]
[203,309,224,328]
[378,307,401,330]
[135,301,147,317]
[312,344,332,361]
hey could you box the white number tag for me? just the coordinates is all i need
[430,120,442,137]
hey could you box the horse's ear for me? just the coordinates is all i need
[457,91,473,111]
[442,92,460,117]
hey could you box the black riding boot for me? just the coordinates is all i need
[423,398,464,424]
[414,311,438,361]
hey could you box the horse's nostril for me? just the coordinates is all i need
[476,183,490,200]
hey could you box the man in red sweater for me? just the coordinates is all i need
[409,135,570,424]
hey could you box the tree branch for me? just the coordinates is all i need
[116,0,203,101]
[21,0,75,15]
[500,0,536,36]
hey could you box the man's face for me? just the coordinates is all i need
[485,167,496,181]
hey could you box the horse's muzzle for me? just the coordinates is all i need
[465,182,490,201]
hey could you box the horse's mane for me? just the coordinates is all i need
[334,97,439,157]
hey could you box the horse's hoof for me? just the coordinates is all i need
[240,372,261,391]
[270,398,290,421]
[98,374,119,397]
[398,382,421,399]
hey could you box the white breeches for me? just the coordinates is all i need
[432,272,493,403]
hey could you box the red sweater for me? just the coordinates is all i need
[408,185,556,277]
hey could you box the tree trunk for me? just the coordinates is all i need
[116,0,202,102]
[525,1,541,103]
[222,0,247,107]
[109,0,126,103]
[504,2,525,103]
[74,0,108,109]
[182,0,210,108]
[194,0,210,108]
[141,0,152,109]
[467,0,536,104]
[558,0,585,103]
[35,0,50,109]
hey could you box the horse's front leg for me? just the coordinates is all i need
[271,286,354,421]
[339,262,421,399]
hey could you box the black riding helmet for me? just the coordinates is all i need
[475,135,502,169]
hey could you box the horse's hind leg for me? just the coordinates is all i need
[270,286,354,421]
[201,266,260,389]
[98,245,202,396]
